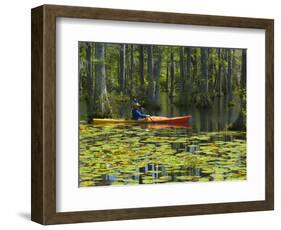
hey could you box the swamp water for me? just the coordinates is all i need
[79,124,246,187]
[79,93,246,187]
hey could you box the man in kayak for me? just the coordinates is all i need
[131,102,150,120]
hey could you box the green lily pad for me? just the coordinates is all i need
[79,124,247,187]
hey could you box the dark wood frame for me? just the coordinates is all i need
[31,4,274,225]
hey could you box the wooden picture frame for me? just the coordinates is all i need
[31,4,274,225]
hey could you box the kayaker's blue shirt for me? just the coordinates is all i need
[132,109,146,120]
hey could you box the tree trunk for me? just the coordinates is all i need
[230,49,246,131]
[201,48,208,93]
[222,49,228,95]
[85,43,94,123]
[155,47,162,107]
[94,43,112,117]
[208,48,215,96]
[170,50,175,98]
[129,44,134,94]
[165,59,169,92]
[130,45,134,81]
[199,47,210,107]
[192,48,198,81]
[119,44,126,91]
[138,45,144,89]
[79,44,83,99]
[217,48,222,96]
[147,45,155,103]
[179,47,185,104]
[241,49,246,89]
[232,49,237,84]
[227,49,233,100]
[186,47,191,80]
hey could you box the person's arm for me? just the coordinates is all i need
[136,110,147,118]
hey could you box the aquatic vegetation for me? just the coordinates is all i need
[79,124,246,187]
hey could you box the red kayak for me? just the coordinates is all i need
[147,115,192,125]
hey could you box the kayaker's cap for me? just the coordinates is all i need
[132,102,141,108]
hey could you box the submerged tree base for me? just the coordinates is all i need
[229,111,246,131]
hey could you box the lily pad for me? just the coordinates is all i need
[79,124,247,187]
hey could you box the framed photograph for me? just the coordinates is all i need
[31,4,274,225]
